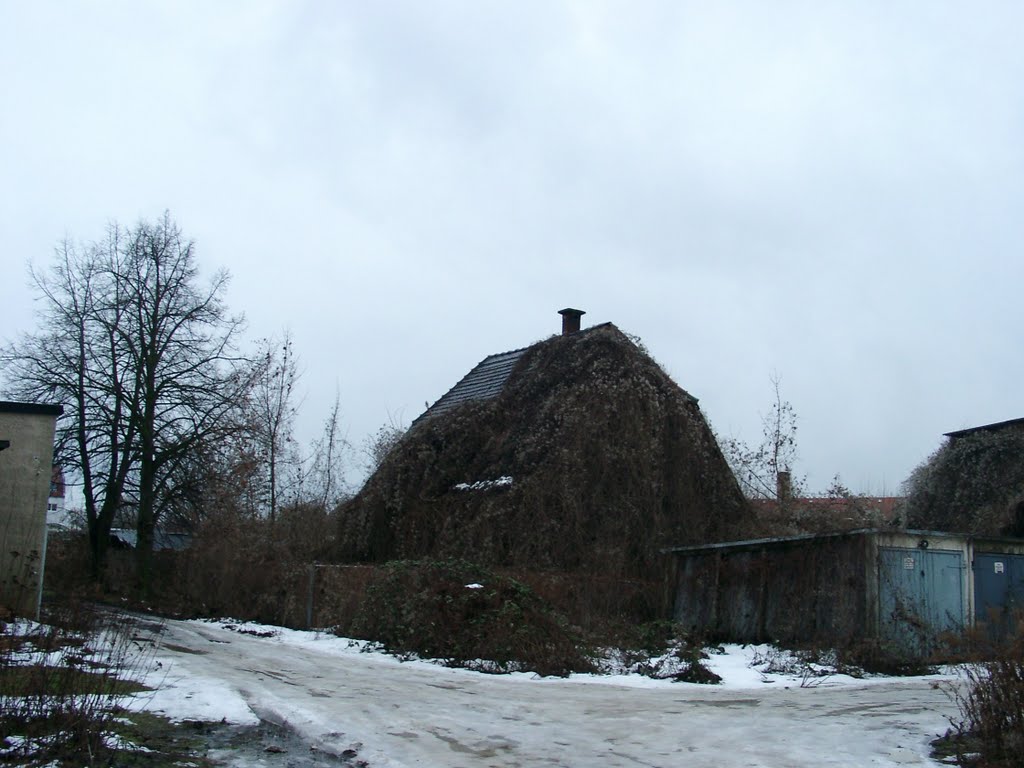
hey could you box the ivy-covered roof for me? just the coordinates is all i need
[337,321,751,577]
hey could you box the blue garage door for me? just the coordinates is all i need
[879,547,965,654]
[974,553,1024,640]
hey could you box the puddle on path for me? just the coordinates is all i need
[202,720,365,768]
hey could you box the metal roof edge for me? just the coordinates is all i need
[0,401,64,416]
[661,527,1024,556]
[662,528,882,555]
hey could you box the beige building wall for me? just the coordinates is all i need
[0,402,62,618]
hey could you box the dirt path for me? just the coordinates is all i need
[147,619,958,768]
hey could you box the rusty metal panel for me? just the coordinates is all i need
[672,553,726,636]
[973,552,1024,639]
[878,547,965,654]
[671,531,872,644]
[760,535,868,644]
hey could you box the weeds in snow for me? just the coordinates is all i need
[747,646,846,688]
[590,622,722,684]
[0,604,158,764]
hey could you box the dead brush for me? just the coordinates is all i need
[747,643,874,687]
[748,646,830,687]
[942,637,1024,767]
[348,559,594,676]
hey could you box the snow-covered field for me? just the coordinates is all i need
[132,617,961,767]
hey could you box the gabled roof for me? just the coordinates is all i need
[416,348,528,423]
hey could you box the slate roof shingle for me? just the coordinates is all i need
[417,347,528,422]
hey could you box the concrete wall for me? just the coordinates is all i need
[0,402,62,617]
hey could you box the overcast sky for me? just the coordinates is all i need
[3,2,1022,495]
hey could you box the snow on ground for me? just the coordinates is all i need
[131,618,962,767]
[138,655,261,727]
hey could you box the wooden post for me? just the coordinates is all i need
[306,564,316,629]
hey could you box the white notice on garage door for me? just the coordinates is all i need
[903,556,915,569]
[995,561,1005,574]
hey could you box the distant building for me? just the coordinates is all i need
[109,528,192,551]
[46,466,72,529]
[751,493,904,536]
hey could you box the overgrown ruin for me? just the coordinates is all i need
[334,317,752,590]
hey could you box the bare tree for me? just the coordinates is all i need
[720,373,804,502]
[154,407,260,532]
[115,215,248,589]
[248,332,300,522]
[3,233,138,576]
[302,390,350,511]
[2,214,247,588]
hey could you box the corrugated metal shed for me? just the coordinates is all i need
[668,529,1024,653]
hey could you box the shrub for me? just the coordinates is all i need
[904,428,1024,536]
[944,644,1024,766]
[669,647,722,685]
[587,621,725,683]
[349,559,594,676]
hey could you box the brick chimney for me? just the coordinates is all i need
[776,470,792,503]
[558,308,585,335]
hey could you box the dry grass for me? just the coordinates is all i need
[0,604,157,764]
